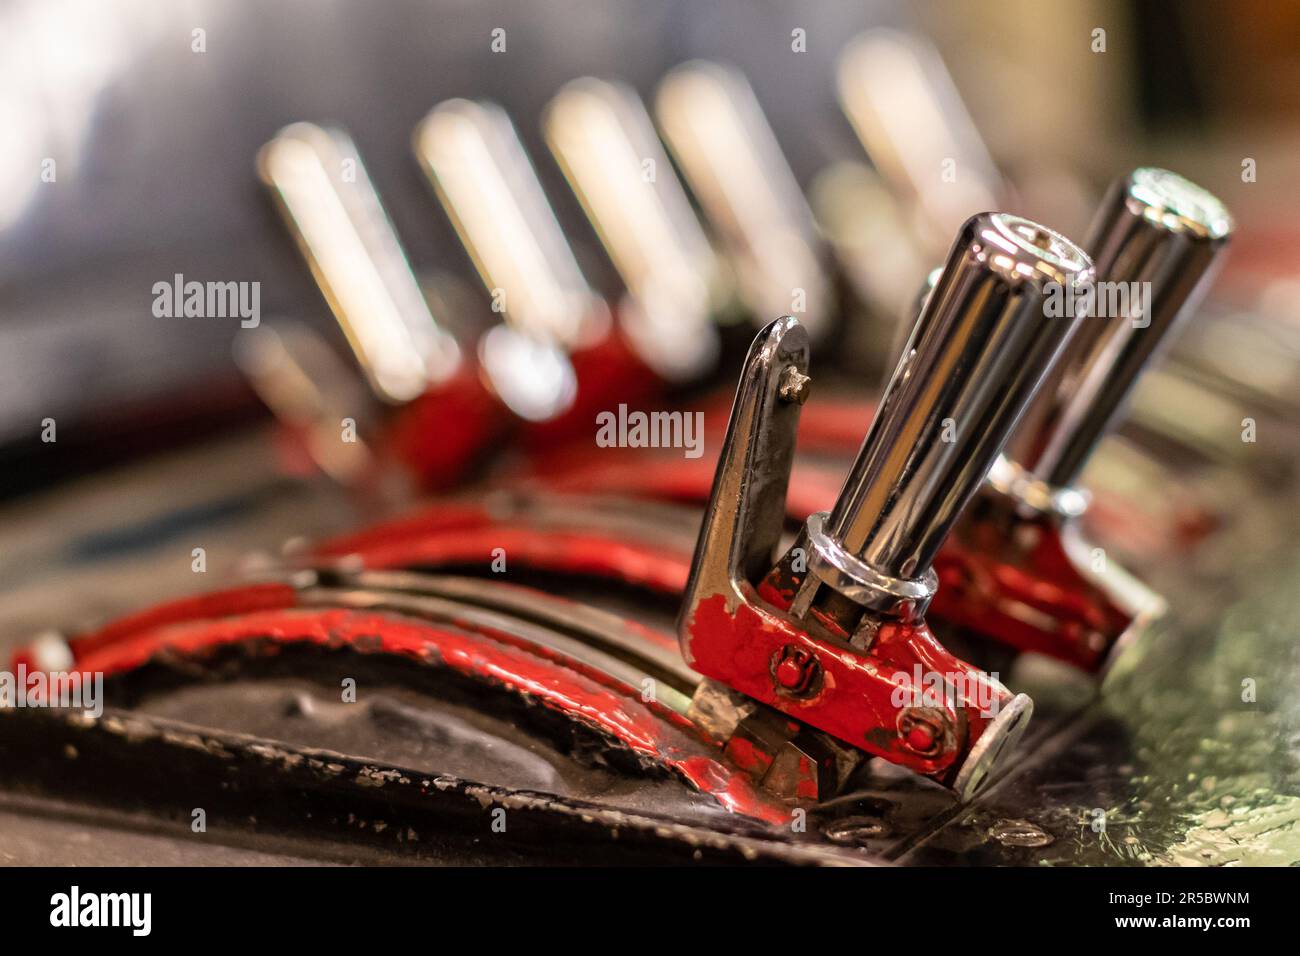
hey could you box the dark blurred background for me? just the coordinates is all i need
[1,0,1297,496]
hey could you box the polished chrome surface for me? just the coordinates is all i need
[1003,168,1234,491]
[950,691,1033,801]
[414,99,597,421]
[799,511,938,622]
[414,99,607,351]
[826,213,1093,580]
[544,78,722,381]
[881,264,945,389]
[656,61,831,339]
[837,29,1004,249]
[257,123,461,403]
[473,324,577,422]
[984,454,1090,518]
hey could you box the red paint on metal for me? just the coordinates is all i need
[722,736,775,779]
[35,605,787,826]
[674,756,785,822]
[794,755,820,801]
[906,723,936,754]
[68,583,300,660]
[684,591,1010,781]
[931,523,1133,671]
[316,502,497,557]
[325,525,691,595]
[520,330,662,450]
[316,502,693,595]
[773,646,818,694]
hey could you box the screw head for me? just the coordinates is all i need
[778,366,811,404]
[897,708,946,756]
[772,645,820,696]
[905,722,936,753]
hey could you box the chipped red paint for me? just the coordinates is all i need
[70,583,300,659]
[673,756,784,821]
[723,734,775,779]
[931,521,1134,672]
[794,755,819,801]
[21,604,787,826]
[439,614,701,737]
[757,577,799,611]
[684,591,1010,782]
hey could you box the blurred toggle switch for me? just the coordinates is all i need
[413,98,666,445]
[254,123,530,491]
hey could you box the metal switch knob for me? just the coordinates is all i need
[824,213,1094,597]
[1004,168,1234,492]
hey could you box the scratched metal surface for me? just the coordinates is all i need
[896,457,1300,865]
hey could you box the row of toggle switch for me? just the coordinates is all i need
[236,32,1235,801]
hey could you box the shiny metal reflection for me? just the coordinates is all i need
[257,123,460,403]
[827,213,1093,580]
[414,99,607,350]
[544,77,721,382]
[656,61,830,339]
[837,29,1004,249]
[1003,168,1234,490]
[476,324,577,423]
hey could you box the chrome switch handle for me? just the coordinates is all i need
[827,213,1094,584]
[543,78,722,382]
[1003,168,1234,492]
[257,123,462,404]
[656,61,832,341]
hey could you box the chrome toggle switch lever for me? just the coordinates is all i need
[414,98,664,442]
[1003,168,1234,493]
[544,78,724,382]
[256,123,509,492]
[655,61,834,343]
[678,213,1093,801]
[837,29,1005,252]
[930,169,1233,672]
